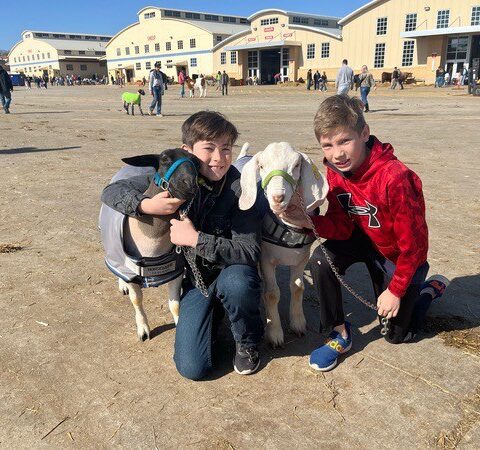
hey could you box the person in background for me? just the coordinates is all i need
[336,59,354,95]
[178,69,186,98]
[0,65,13,114]
[149,62,165,117]
[358,65,375,112]
[221,70,229,96]
[306,69,313,90]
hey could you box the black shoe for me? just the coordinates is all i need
[5,108,10,114]
[233,343,260,375]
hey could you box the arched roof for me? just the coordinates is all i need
[338,0,386,25]
[248,8,340,22]
[105,22,139,48]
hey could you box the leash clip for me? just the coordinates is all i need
[380,317,390,336]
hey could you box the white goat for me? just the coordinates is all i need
[238,143,328,347]
[100,149,199,341]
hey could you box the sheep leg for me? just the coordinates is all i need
[126,282,150,341]
[289,254,309,337]
[167,274,183,325]
[262,258,284,348]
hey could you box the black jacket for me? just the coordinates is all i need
[0,68,13,94]
[101,165,262,286]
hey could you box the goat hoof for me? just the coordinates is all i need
[122,288,129,295]
[137,324,150,342]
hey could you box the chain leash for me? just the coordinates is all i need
[295,192,390,336]
[177,198,209,298]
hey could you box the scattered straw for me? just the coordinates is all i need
[0,243,24,254]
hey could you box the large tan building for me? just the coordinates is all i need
[214,1,480,84]
[8,31,111,78]
[105,7,250,82]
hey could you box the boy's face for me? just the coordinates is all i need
[183,135,232,181]
[319,124,370,173]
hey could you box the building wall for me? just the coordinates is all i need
[106,9,221,81]
[8,39,60,76]
[58,60,107,77]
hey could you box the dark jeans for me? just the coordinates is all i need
[173,264,263,380]
[150,86,162,114]
[309,229,429,344]
[0,92,11,110]
[360,86,370,109]
[222,84,228,95]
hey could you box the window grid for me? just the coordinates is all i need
[80,64,87,71]
[190,38,196,48]
[178,40,183,50]
[437,10,450,28]
[144,45,150,53]
[144,12,155,19]
[377,17,388,35]
[307,43,315,59]
[321,42,330,58]
[314,19,329,27]
[216,35,222,42]
[125,47,130,55]
[135,62,141,70]
[220,52,226,64]
[145,62,151,70]
[405,13,417,32]
[293,17,309,25]
[190,57,197,67]
[472,6,480,26]
[116,48,121,56]
[402,40,415,66]
[261,18,279,26]
[230,51,237,64]
[155,43,160,52]
[374,43,386,68]
[166,42,171,51]
[134,46,139,54]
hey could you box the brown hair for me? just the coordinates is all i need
[313,95,366,140]
[182,111,238,148]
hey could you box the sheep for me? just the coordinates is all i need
[236,143,328,347]
[99,148,200,341]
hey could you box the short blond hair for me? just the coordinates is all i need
[313,95,366,139]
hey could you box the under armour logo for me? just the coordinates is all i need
[337,193,380,228]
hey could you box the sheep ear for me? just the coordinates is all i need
[122,154,161,170]
[239,153,260,210]
[299,153,328,211]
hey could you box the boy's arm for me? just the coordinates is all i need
[386,171,428,298]
[101,175,151,217]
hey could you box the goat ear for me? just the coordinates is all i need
[122,154,161,170]
[299,153,328,211]
[239,153,260,211]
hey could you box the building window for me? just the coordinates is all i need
[164,10,181,18]
[185,12,200,19]
[321,42,330,58]
[79,51,85,55]
[37,54,40,60]
[145,61,151,70]
[437,10,450,28]
[95,51,105,55]
[216,35,222,43]
[230,51,237,64]
[125,47,130,55]
[374,43,386,68]
[292,16,309,25]
[64,50,72,55]
[22,56,25,62]
[177,40,183,50]
[27,56,30,61]
[248,50,258,68]
[116,48,121,56]
[14,57,16,62]
[190,38,196,48]
[261,18,279,26]
[47,53,50,58]
[314,19,329,27]
[205,14,219,21]
[307,43,315,59]
[134,46,139,54]
[405,13,417,32]
[136,62,141,70]
[80,64,87,71]
[240,18,248,24]
[282,47,289,63]
[402,40,415,66]
[447,37,469,60]
[155,43,160,52]
[377,17,388,35]
[220,52,226,64]
[190,57,197,67]
[472,6,480,26]
[144,45,150,53]
[144,12,155,19]
[166,42,171,51]
[223,17,237,23]
[66,64,73,70]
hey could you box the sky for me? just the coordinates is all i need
[1,1,368,51]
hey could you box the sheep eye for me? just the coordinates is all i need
[259,165,263,170]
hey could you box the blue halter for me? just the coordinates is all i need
[153,157,197,191]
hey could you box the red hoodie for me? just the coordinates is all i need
[312,136,428,298]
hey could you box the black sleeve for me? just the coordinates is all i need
[101,174,151,217]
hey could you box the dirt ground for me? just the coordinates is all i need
[0,83,479,449]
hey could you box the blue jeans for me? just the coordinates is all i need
[0,92,11,110]
[360,86,370,109]
[173,264,263,380]
[150,86,162,114]
[180,84,185,98]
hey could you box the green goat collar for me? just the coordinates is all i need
[261,170,297,190]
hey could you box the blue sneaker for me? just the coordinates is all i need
[420,275,450,299]
[309,322,352,372]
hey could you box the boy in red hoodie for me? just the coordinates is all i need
[285,95,448,371]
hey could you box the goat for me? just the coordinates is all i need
[99,149,200,340]
[237,143,328,347]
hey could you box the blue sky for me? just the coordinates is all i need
[1,1,367,50]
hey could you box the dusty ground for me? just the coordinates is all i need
[0,83,479,449]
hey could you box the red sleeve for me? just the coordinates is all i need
[386,170,428,298]
[311,171,354,240]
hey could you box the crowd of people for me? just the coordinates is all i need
[22,73,108,89]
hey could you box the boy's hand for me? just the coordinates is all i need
[170,217,199,247]
[138,191,185,215]
[377,289,401,319]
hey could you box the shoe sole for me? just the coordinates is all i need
[233,358,261,375]
[309,341,352,372]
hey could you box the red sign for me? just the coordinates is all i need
[283,33,293,38]
[248,37,257,42]
[28,49,32,53]
[265,35,274,40]
[264,27,274,32]
[147,35,156,41]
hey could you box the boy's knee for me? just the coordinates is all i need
[217,265,261,298]
[174,354,210,381]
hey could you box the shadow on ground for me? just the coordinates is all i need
[0,146,81,155]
